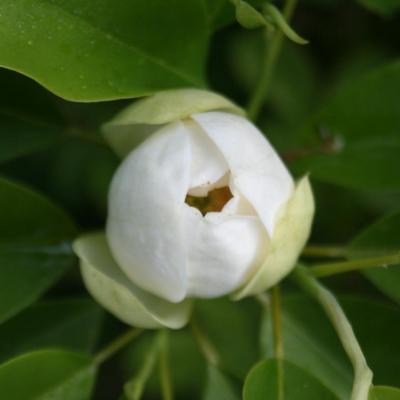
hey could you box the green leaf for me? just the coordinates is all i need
[342,297,400,387]
[0,69,64,163]
[348,211,400,303]
[0,349,95,400]
[261,294,400,399]
[261,294,351,399]
[293,61,400,190]
[122,333,160,400]
[220,30,316,151]
[356,0,400,16]
[0,0,207,101]
[0,137,118,225]
[0,113,60,163]
[369,386,400,400]
[0,299,104,363]
[0,69,62,122]
[203,366,240,400]
[243,358,338,400]
[194,297,261,379]
[0,177,77,324]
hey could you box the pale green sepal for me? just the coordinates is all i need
[263,4,309,45]
[234,176,314,299]
[102,88,244,157]
[235,1,271,30]
[73,232,191,329]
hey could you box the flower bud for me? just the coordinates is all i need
[73,89,314,329]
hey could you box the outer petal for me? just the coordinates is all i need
[73,233,191,329]
[184,206,269,298]
[234,176,314,299]
[191,112,294,236]
[107,121,191,303]
[102,89,244,158]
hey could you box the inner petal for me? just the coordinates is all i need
[184,118,229,197]
[191,112,294,236]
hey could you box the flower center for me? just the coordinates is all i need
[185,186,233,216]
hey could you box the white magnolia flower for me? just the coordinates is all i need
[73,89,314,329]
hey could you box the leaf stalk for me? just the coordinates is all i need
[292,267,373,400]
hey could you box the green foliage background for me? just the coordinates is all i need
[0,0,399,399]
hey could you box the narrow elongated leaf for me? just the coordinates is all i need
[0,0,208,101]
[348,211,400,303]
[0,177,77,324]
[0,349,95,400]
[194,297,261,379]
[0,299,104,362]
[261,294,400,399]
[243,358,338,400]
[203,366,240,400]
[293,61,400,190]
[261,295,351,399]
[122,334,159,400]
[123,329,205,398]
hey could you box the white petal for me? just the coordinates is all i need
[234,176,315,298]
[184,118,229,196]
[192,112,294,236]
[73,233,191,329]
[106,121,191,303]
[222,175,258,216]
[183,205,269,297]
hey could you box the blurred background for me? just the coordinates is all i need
[0,0,399,398]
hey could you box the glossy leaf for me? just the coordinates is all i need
[203,366,240,400]
[348,211,400,303]
[0,177,77,324]
[293,61,400,190]
[243,358,338,400]
[0,349,95,400]
[0,0,207,101]
[370,386,400,400]
[0,299,104,362]
[260,294,400,399]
